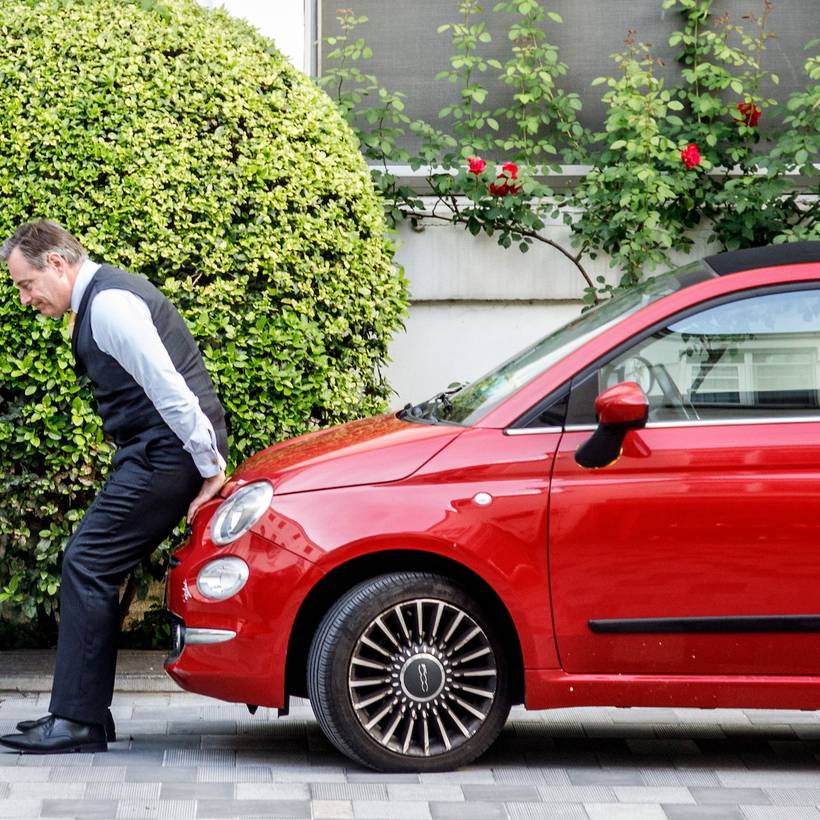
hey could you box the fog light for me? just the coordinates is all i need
[196,557,249,601]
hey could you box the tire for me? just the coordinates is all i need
[307,571,512,772]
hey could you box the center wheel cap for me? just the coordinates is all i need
[399,653,445,702]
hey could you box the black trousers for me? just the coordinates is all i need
[49,430,202,725]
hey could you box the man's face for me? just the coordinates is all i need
[6,247,74,318]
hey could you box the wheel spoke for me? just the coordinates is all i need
[442,611,464,644]
[452,646,491,665]
[455,667,496,677]
[381,711,403,746]
[423,713,431,756]
[451,625,481,653]
[349,677,388,688]
[431,602,444,639]
[351,656,389,671]
[444,704,472,739]
[454,682,495,698]
[375,616,399,648]
[453,696,487,721]
[394,605,411,640]
[365,702,394,730]
[360,634,392,658]
[435,713,452,750]
[402,716,416,753]
[354,688,391,710]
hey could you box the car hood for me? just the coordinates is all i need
[223,413,463,495]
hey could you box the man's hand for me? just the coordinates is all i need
[187,469,227,524]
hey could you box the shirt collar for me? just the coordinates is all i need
[70,259,101,313]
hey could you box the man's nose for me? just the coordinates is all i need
[20,292,31,306]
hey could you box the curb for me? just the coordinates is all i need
[0,650,180,694]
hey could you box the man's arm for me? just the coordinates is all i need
[90,288,226,520]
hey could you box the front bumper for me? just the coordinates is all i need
[163,509,322,708]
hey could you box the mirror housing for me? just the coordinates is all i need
[575,381,648,469]
[596,381,650,427]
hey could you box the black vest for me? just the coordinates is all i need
[72,264,227,456]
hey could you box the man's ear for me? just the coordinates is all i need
[46,252,67,274]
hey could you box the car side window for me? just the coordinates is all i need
[568,288,820,425]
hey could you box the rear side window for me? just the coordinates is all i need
[568,288,820,424]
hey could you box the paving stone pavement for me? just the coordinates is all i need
[1,692,820,819]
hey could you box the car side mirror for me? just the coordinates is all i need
[575,381,648,469]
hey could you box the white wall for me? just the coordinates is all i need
[197,0,307,71]
[385,300,583,409]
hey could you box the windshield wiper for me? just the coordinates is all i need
[399,383,465,425]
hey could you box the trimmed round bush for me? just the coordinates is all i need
[0,0,407,641]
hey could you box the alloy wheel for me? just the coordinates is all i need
[347,597,498,757]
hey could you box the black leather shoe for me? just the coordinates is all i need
[0,715,107,754]
[16,710,116,742]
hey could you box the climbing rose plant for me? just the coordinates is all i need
[322,0,818,304]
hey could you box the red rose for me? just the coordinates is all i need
[680,143,701,170]
[488,161,522,196]
[736,101,761,127]
[467,156,487,175]
[501,162,518,179]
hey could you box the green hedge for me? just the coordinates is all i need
[0,0,407,643]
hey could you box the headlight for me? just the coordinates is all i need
[210,481,273,546]
[197,557,249,601]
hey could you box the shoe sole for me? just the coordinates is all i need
[5,743,108,754]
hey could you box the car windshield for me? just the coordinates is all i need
[404,262,713,426]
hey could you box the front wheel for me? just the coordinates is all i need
[307,571,512,772]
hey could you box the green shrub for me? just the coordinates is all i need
[0,0,407,643]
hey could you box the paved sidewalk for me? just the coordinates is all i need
[1,653,820,819]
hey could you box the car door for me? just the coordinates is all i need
[549,285,820,677]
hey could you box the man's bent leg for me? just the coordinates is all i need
[49,445,201,725]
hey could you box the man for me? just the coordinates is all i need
[0,220,228,754]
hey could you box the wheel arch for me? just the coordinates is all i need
[285,548,525,705]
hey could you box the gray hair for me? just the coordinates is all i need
[0,220,87,269]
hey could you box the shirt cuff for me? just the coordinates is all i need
[192,450,226,479]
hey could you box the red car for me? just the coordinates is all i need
[166,241,820,771]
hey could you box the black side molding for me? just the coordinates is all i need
[589,615,820,634]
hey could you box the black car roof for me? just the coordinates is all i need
[704,241,820,276]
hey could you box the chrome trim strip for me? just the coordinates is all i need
[504,426,563,436]
[185,628,237,645]
[645,416,820,429]
[565,416,820,433]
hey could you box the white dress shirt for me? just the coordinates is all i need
[71,260,226,478]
